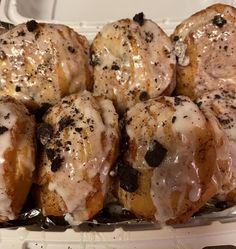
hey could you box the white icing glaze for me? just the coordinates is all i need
[0,22,92,108]
[92,19,176,113]
[124,96,217,222]
[41,91,118,223]
[174,4,236,97]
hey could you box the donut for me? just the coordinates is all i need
[0,96,35,222]
[35,91,119,225]
[196,87,236,200]
[91,13,176,113]
[0,21,93,110]
[117,96,224,224]
[172,4,236,99]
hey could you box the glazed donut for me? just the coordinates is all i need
[0,20,93,110]
[196,87,236,199]
[172,4,236,99]
[35,91,119,225]
[91,13,176,113]
[117,96,223,224]
[0,96,35,222]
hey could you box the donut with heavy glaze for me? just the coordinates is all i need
[0,96,35,222]
[117,96,227,224]
[172,4,236,99]
[0,21,93,110]
[35,91,119,225]
[196,87,236,200]
[91,14,176,113]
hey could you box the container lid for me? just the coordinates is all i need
[1,0,236,248]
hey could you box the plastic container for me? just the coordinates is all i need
[0,0,236,248]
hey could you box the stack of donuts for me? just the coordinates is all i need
[0,3,235,225]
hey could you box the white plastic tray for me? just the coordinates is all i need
[1,220,236,249]
[1,0,236,38]
[1,0,236,248]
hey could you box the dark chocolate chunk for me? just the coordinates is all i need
[139,91,149,101]
[117,159,139,192]
[144,140,167,167]
[58,116,74,131]
[37,122,53,145]
[51,156,64,172]
[15,85,21,92]
[0,50,6,60]
[212,15,227,28]
[133,12,145,26]
[46,148,55,161]
[90,52,100,67]
[68,46,76,53]
[26,20,38,32]
[111,63,120,70]
[0,126,8,135]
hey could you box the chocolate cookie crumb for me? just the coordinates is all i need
[51,156,64,172]
[133,12,145,26]
[75,127,83,133]
[68,46,76,53]
[15,85,21,92]
[145,31,154,43]
[0,126,8,135]
[174,96,184,106]
[139,91,149,101]
[111,62,120,70]
[214,94,221,99]
[173,35,179,42]
[212,15,227,28]
[145,140,167,167]
[58,116,74,131]
[26,20,38,32]
[172,116,176,123]
[4,113,10,120]
[117,159,139,192]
